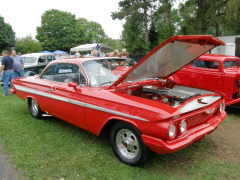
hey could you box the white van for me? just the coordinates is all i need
[21,53,55,67]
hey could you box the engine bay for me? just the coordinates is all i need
[122,82,215,107]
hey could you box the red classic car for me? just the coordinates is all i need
[173,54,240,106]
[11,35,227,166]
[100,57,137,76]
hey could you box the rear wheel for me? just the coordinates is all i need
[28,98,42,118]
[110,122,150,166]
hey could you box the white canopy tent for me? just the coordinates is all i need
[70,43,113,53]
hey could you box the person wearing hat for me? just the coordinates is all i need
[110,50,120,57]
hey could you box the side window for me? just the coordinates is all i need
[192,60,206,68]
[224,60,240,68]
[38,56,46,63]
[41,63,86,85]
[43,64,58,75]
[46,55,54,62]
[205,61,219,70]
[192,60,219,70]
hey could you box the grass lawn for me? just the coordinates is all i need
[0,91,240,180]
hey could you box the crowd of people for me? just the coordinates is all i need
[74,48,130,58]
[0,49,24,97]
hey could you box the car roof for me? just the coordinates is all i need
[198,54,240,61]
[21,53,54,57]
[48,57,133,65]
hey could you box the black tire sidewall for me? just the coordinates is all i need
[28,98,42,118]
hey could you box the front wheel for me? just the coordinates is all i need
[110,122,150,166]
[28,98,42,118]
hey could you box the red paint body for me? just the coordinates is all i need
[12,36,227,159]
[173,54,240,105]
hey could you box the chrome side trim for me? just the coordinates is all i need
[14,84,149,122]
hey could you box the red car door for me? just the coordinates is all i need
[174,60,223,92]
[38,63,89,129]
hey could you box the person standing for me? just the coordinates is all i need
[120,49,129,58]
[0,50,14,96]
[10,49,24,78]
[92,50,99,57]
[110,50,120,57]
[75,51,80,57]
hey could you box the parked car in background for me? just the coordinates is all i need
[11,35,226,166]
[0,53,54,84]
[173,54,240,106]
[21,53,55,67]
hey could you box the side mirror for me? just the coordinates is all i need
[68,82,80,92]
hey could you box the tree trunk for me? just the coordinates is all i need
[143,0,149,44]
[215,23,221,36]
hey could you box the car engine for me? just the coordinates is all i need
[126,84,213,107]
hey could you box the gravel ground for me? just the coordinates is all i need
[0,145,21,180]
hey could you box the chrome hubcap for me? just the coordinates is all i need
[116,129,139,159]
[31,99,38,113]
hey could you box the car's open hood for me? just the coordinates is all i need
[109,35,225,89]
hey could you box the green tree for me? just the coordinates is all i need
[179,0,240,36]
[104,37,124,52]
[112,0,156,45]
[36,9,79,52]
[76,18,88,44]
[76,18,109,44]
[178,1,197,35]
[152,0,179,43]
[148,19,159,50]
[0,16,15,51]
[15,35,42,54]
[121,14,149,54]
[220,0,240,35]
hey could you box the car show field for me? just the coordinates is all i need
[10,35,227,166]
[0,95,239,180]
[1,35,240,179]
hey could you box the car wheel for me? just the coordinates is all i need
[28,98,42,118]
[110,121,150,166]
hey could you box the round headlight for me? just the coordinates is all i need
[169,124,176,138]
[180,120,187,133]
[219,100,226,113]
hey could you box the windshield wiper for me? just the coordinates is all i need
[99,81,115,86]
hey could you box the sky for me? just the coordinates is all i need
[0,0,123,39]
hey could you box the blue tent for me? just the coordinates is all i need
[41,50,53,53]
[52,50,67,54]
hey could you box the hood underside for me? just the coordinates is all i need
[110,35,225,88]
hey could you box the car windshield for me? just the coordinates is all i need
[82,59,120,87]
[224,60,240,68]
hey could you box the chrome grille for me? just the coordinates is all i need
[186,108,218,128]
